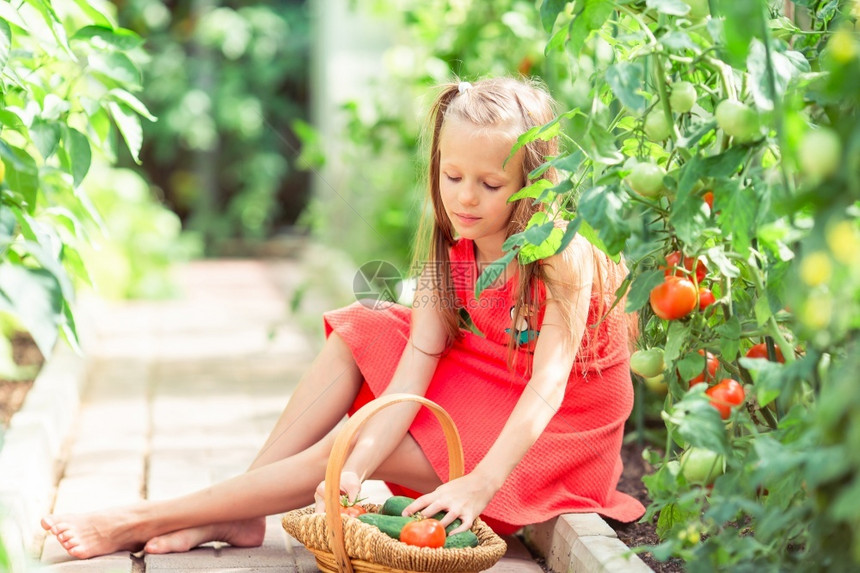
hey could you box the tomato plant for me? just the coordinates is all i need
[400,519,446,548]
[688,350,719,387]
[650,277,698,320]
[705,379,745,419]
[478,0,860,568]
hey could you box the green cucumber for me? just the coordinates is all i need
[356,513,414,540]
[444,530,479,549]
[380,496,463,533]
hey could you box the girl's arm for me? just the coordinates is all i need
[404,238,595,533]
[338,265,450,484]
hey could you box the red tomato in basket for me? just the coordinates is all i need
[400,519,446,548]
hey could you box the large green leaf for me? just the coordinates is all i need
[606,61,647,114]
[577,184,631,255]
[0,142,40,213]
[63,126,92,186]
[625,269,664,313]
[0,263,63,359]
[569,0,615,55]
[88,52,142,89]
[474,248,517,299]
[712,0,766,67]
[539,0,567,32]
[71,25,144,51]
[107,101,143,163]
[0,18,10,72]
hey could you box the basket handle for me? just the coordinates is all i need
[324,393,465,573]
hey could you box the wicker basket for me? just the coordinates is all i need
[282,393,508,573]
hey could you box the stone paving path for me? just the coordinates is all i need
[38,259,542,572]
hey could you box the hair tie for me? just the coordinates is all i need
[458,81,472,94]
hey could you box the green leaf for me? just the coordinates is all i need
[507,119,562,165]
[0,18,10,72]
[660,30,699,53]
[625,269,664,313]
[71,25,144,51]
[0,263,62,359]
[0,142,40,213]
[715,316,741,360]
[88,52,142,88]
[569,0,615,54]
[582,121,625,165]
[577,185,630,255]
[740,357,783,406]
[646,0,691,17]
[677,351,708,382]
[71,0,115,27]
[30,120,61,160]
[63,127,92,186]
[520,217,564,265]
[718,180,757,255]
[754,295,772,326]
[576,217,621,263]
[701,146,748,178]
[663,320,688,364]
[539,0,567,32]
[713,0,766,67]
[107,89,157,121]
[665,388,729,454]
[0,109,28,134]
[509,179,553,202]
[705,246,740,278]
[524,213,554,245]
[555,218,582,255]
[24,0,73,57]
[605,61,647,113]
[107,101,143,163]
[475,249,517,299]
[747,39,797,112]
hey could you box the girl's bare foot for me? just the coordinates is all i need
[144,518,265,554]
[41,511,150,559]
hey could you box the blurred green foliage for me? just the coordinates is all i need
[306,0,559,270]
[115,0,312,253]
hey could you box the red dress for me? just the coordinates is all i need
[323,238,645,533]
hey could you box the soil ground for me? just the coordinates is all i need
[0,333,43,429]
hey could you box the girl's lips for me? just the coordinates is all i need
[453,212,481,226]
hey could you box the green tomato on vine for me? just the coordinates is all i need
[644,109,673,142]
[626,162,667,198]
[715,100,760,142]
[669,81,697,114]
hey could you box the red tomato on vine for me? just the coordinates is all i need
[706,378,745,419]
[746,342,785,363]
[698,287,716,310]
[662,251,707,283]
[650,276,698,320]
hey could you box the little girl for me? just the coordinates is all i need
[42,77,645,559]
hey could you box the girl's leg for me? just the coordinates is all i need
[42,428,441,559]
[43,332,364,558]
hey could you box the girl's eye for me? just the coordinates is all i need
[484,183,502,191]
[445,174,461,183]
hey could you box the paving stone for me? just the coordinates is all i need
[561,513,617,538]
[571,535,652,573]
[40,547,135,572]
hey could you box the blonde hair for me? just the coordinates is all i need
[412,77,631,370]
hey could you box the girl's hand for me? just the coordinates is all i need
[402,474,495,535]
[314,470,362,514]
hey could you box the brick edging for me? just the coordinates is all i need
[0,343,86,556]
[522,513,653,572]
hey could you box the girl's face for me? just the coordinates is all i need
[438,117,524,253]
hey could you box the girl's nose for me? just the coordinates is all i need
[458,183,479,206]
